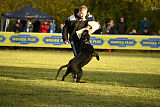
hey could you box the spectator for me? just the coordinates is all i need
[39,21,49,33]
[24,20,33,32]
[109,20,116,34]
[117,17,127,34]
[140,16,150,34]
[13,19,23,33]
[102,19,110,34]
[58,24,64,33]
[141,29,151,35]
[21,20,27,31]
[33,21,41,32]
[49,21,56,33]
[129,29,137,35]
[156,29,160,36]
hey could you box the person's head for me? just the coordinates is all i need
[132,29,137,34]
[110,20,114,24]
[144,17,147,20]
[120,17,124,22]
[60,24,64,28]
[27,20,31,23]
[158,29,160,34]
[78,5,88,19]
[105,18,110,24]
[27,20,32,25]
[17,19,21,23]
[44,21,48,25]
[144,29,148,33]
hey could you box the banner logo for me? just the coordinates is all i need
[43,36,104,46]
[140,38,160,48]
[0,35,6,43]
[90,37,104,46]
[10,35,39,44]
[43,36,66,45]
[108,38,137,47]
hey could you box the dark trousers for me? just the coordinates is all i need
[70,40,80,57]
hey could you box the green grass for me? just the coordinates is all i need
[0,49,160,107]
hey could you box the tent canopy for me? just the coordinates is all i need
[1,6,54,31]
[2,5,54,20]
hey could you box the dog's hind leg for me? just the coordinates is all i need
[77,69,83,82]
[62,67,71,81]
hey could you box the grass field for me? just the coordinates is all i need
[0,49,160,107]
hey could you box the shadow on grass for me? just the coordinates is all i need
[85,70,160,89]
[0,66,160,106]
[0,65,58,80]
[0,65,160,89]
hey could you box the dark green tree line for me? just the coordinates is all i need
[0,0,160,34]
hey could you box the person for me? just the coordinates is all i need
[33,20,41,32]
[156,29,160,36]
[49,21,56,33]
[62,5,95,56]
[102,18,110,34]
[58,24,64,33]
[24,20,33,32]
[141,29,151,35]
[108,20,116,34]
[13,19,23,33]
[39,21,49,33]
[129,29,137,35]
[21,20,27,31]
[140,17,150,34]
[117,17,127,34]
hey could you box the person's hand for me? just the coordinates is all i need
[16,24,19,27]
[64,40,70,44]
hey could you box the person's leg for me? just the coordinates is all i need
[70,41,80,56]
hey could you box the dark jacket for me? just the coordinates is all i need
[13,23,23,33]
[109,26,116,34]
[62,14,90,42]
[117,22,127,34]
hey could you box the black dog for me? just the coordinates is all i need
[55,31,99,82]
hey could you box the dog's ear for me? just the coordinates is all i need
[81,30,90,42]
[81,30,89,37]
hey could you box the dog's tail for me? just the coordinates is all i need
[55,64,68,79]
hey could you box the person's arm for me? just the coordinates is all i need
[39,25,42,32]
[125,23,127,32]
[62,19,70,43]
[43,25,50,31]
[13,24,16,32]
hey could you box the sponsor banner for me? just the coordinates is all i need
[140,38,160,48]
[0,35,6,43]
[10,35,39,44]
[0,32,160,50]
[108,38,137,47]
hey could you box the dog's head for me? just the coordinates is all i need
[80,30,90,44]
